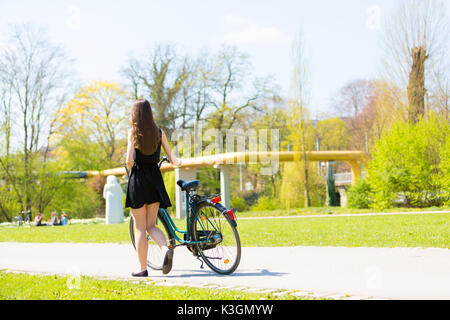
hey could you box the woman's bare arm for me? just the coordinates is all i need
[126,129,135,170]
[161,129,181,166]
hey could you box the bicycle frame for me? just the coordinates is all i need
[157,190,219,246]
[125,158,221,247]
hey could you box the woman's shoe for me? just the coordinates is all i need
[131,270,148,277]
[162,249,174,275]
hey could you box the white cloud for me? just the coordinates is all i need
[223,23,292,45]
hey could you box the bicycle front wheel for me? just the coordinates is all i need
[129,210,175,271]
[190,202,241,275]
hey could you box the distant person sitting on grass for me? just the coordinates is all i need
[60,212,70,226]
[49,211,61,226]
[33,212,47,227]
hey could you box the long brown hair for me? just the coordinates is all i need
[130,99,160,155]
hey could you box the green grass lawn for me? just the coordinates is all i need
[0,270,312,300]
[234,205,450,218]
[1,211,448,248]
[239,212,450,247]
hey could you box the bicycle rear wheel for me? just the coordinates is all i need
[129,209,175,270]
[190,202,241,275]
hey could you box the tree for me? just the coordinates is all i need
[315,118,350,151]
[0,24,72,215]
[207,46,276,133]
[430,64,450,121]
[289,31,312,207]
[177,51,215,129]
[367,113,449,208]
[370,81,408,141]
[123,44,190,134]
[53,80,129,169]
[332,79,377,151]
[407,46,427,123]
[279,160,326,209]
[247,100,290,198]
[441,136,450,205]
[333,80,375,121]
[381,0,449,123]
[0,83,12,161]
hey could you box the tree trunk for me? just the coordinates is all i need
[300,125,310,207]
[407,46,427,124]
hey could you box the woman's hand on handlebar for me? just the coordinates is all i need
[159,155,181,167]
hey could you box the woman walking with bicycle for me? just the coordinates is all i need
[125,98,181,277]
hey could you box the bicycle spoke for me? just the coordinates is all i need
[192,203,241,274]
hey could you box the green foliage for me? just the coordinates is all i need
[50,180,103,219]
[0,185,21,222]
[315,118,350,150]
[162,170,176,215]
[239,190,261,209]
[250,195,277,211]
[55,138,110,171]
[346,179,372,209]
[367,114,450,209]
[197,167,220,196]
[230,196,247,212]
[0,154,78,221]
[279,162,326,209]
[53,80,129,169]
[279,162,303,209]
[441,138,450,205]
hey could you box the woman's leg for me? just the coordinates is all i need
[131,206,148,272]
[145,202,168,251]
[147,203,173,274]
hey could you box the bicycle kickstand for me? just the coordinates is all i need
[197,256,204,269]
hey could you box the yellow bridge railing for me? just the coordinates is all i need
[87,151,368,184]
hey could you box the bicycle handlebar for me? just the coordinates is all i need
[158,156,170,168]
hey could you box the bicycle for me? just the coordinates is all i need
[12,210,32,226]
[125,156,241,275]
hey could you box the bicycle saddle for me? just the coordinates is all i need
[176,179,200,191]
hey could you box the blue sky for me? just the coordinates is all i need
[1,0,447,116]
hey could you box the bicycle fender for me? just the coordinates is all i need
[192,199,225,213]
[193,200,237,227]
[214,202,227,213]
[215,203,237,227]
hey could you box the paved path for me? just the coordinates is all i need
[1,242,449,299]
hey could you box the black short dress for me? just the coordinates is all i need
[125,128,172,209]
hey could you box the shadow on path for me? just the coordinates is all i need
[151,268,287,279]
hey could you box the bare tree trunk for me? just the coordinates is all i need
[1,85,12,195]
[408,46,427,124]
[290,31,311,208]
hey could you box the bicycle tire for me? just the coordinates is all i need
[190,202,241,275]
[129,210,175,271]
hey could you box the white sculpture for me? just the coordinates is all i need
[103,175,124,224]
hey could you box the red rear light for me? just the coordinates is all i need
[226,209,235,220]
[211,196,221,204]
